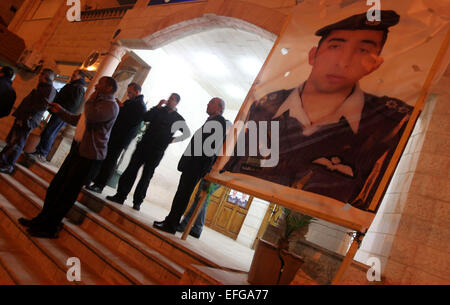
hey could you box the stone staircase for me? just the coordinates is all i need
[0,156,249,285]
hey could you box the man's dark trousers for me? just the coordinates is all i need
[34,115,66,157]
[164,168,204,231]
[115,142,165,207]
[33,142,101,232]
[90,145,123,189]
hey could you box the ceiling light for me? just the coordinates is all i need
[281,48,289,55]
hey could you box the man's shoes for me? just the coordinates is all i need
[176,224,184,233]
[18,217,36,228]
[0,165,13,174]
[106,194,124,205]
[86,184,103,194]
[176,225,201,238]
[28,153,46,163]
[153,221,176,234]
[35,154,47,163]
[27,225,59,239]
[188,231,201,239]
[132,204,140,211]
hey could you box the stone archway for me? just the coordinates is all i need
[140,14,277,50]
[116,0,289,49]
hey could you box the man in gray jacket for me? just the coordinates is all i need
[18,76,119,238]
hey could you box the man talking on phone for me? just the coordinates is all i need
[107,93,191,211]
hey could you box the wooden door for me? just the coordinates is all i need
[206,188,254,240]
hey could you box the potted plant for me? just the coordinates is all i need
[248,207,315,284]
[278,208,315,250]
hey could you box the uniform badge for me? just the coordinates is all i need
[385,100,398,110]
[312,156,354,177]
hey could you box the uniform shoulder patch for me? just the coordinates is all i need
[366,94,413,121]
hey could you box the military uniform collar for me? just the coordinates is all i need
[272,82,364,134]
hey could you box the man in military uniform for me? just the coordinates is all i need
[223,10,413,211]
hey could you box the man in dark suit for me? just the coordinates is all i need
[223,10,413,211]
[30,69,86,162]
[0,66,16,118]
[0,68,56,174]
[85,82,147,193]
[106,93,190,211]
[153,97,228,234]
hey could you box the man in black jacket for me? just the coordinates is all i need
[85,82,147,193]
[30,69,86,162]
[0,68,56,173]
[106,93,190,211]
[0,66,16,118]
[153,97,227,234]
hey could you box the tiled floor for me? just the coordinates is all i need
[99,185,255,272]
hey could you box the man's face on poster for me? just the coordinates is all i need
[308,29,385,93]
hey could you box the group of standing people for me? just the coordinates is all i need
[0,65,227,239]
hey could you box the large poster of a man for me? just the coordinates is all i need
[209,1,449,231]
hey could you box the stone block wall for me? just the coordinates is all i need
[44,18,121,64]
[355,73,450,284]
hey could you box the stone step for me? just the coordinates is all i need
[0,261,16,285]
[0,173,157,284]
[0,193,78,285]
[21,160,229,272]
[12,163,185,284]
[0,201,59,284]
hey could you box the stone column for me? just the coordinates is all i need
[84,42,129,100]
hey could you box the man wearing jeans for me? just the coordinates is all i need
[30,69,86,162]
[176,179,221,238]
[0,69,56,174]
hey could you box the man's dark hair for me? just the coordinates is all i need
[103,76,118,94]
[317,30,388,54]
[171,93,181,103]
[41,68,55,83]
[128,82,141,93]
[1,66,14,80]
